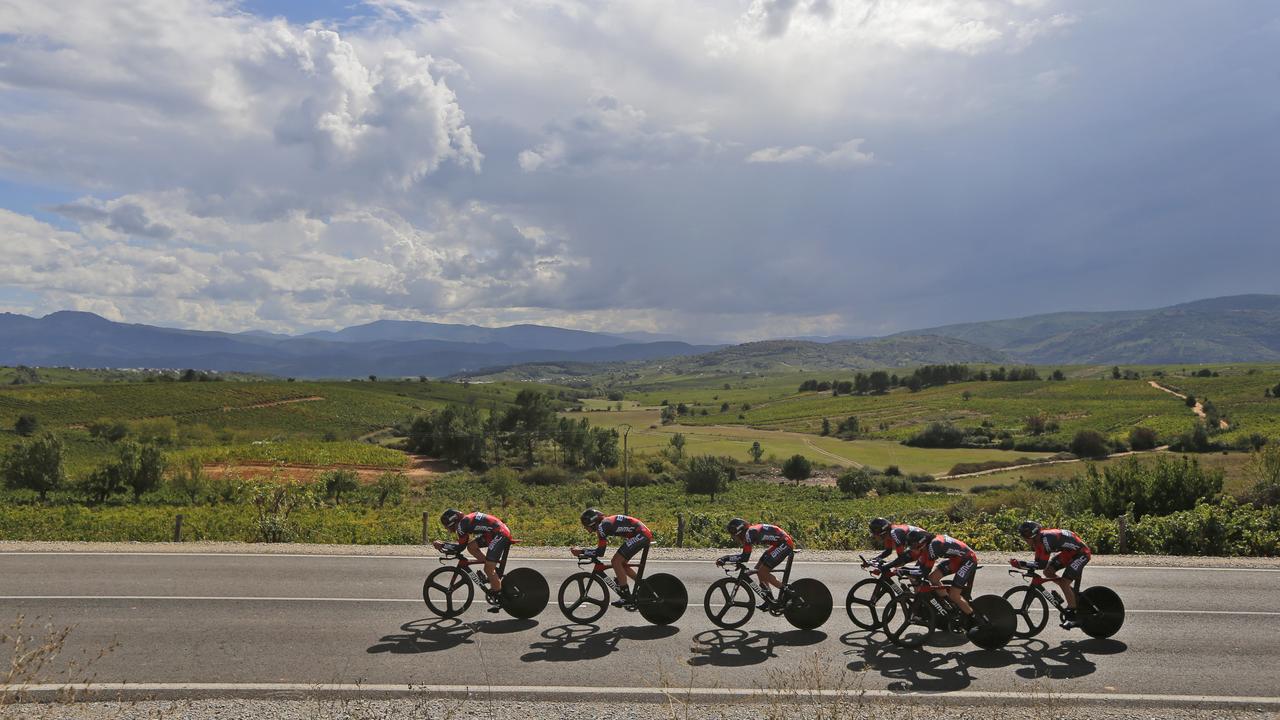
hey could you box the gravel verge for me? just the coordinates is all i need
[2,698,1275,720]
[2,541,1277,568]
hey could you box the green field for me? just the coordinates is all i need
[937,450,1258,493]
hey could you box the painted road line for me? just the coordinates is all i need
[3,596,1279,616]
[2,551,1279,572]
[4,683,1280,708]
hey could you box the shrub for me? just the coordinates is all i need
[485,467,518,508]
[884,465,901,477]
[781,455,812,484]
[836,468,875,497]
[1,433,66,501]
[168,456,210,505]
[250,479,314,542]
[1128,427,1159,451]
[968,484,1016,494]
[904,422,966,448]
[589,467,660,488]
[320,469,359,503]
[684,455,729,501]
[520,466,573,486]
[1244,445,1280,508]
[374,472,409,508]
[1067,456,1223,519]
[875,476,916,495]
[1171,424,1213,453]
[13,415,38,437]
[1070,430,1110,459]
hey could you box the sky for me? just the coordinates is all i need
[0,0,1276,342]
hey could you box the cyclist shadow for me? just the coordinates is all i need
[687,628,827,667]
[1010,637,1128,680]
[520,623,677,663]
[840,632,1018,692]
[366,617,537,655]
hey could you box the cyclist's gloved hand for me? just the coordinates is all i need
[715,554,734,567]
[580,548,600,559]
[1009,558,1026,569]
[439,542,461,554]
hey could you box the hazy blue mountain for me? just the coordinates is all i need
[302,319,628,350]
[900,294,1280,364]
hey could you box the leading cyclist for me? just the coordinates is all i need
[1010,520,1093,628]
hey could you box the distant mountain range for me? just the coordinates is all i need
[899,294,1280,364]
[2,294,1277,379]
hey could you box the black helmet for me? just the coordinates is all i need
[581,508,604,528]
[440,508,462,530]
[906,529,932,548]
[1017,520,1043,539]
[726,518,748,537]
[869,517,891,536]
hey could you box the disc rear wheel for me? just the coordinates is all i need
[1078,586,1125,639]
[783,578,833,630]
[968,594,1017,650]
[500,567,549,619]
[636,573,688,625]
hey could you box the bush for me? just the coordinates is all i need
[1128,426,1159,451]
[485,467,518,507]
[883,465,901,477]
[836,468,875,497]
[968,484,1016,494]
[13,415,38,437]
[168,457,210,505]
[781,455,812,484]
[520,466,573,486]
[904,422,966,448]
[1131,498,1279,556]
[1,433,65,501]
[684,455,729,501]
[875,476,916,495]
[320,469,359,503]
[1244,445,1280,508]
[374,472,408,509]
[1067,456,1223,519]
[1171,424,1214,453]
[1070,430,1110,459]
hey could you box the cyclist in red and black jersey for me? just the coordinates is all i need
[435,509,512,613]
[572,508,653,607]
[718,519,796,610]
[1010,520,1093,628]
[906,529,978,620]
[868,517,924,571]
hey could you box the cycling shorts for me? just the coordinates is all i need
[615,534,650,561]
[1049,551,1089,580]
[942,555,978,588]
[758,543,793,570]
[484,535,511,562]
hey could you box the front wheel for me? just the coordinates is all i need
[1003,586,1049,638]
[968,594,1017,650]
[636,573,688,626]
[783,578,833,630]
[558,572,610,624]
[847,578,893,630]
[704,577,755,629]
[500,567,549,619]
[423,566,474,618]
[884,594,935,648]
[1078,586,1125,639]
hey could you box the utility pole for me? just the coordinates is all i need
[620,424,632,515]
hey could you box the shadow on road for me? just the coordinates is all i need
[520,623,678,663]
[687,628,827,667]
[366,617,539,655]
[1011,637,1128,680]
[840,632,1019,692]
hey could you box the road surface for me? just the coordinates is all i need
[2,551,1278,707]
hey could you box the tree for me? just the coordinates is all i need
[1111,366,1121,380]
[169,456,210,505]
[821,418,831,436]
[782,454,812,485]
[1185,394,1197,408]
[1128,426,1159,451]
[501,390,557,466]
[374,472,407,508]
[868,371,891,394]
[836,467,874,497]
[961,390,972,401]
[485,467,519,508]
[1024,413,1050,436]
[669,433,687,460]
[749,441,764,464]
[320,469,359,503]
[368,375,378,382]
[1051,369,1066,381]
[1070,430,1110,459]
[84,441,165,502]
[1,433,65,501]
[13,414,39,437]
[720,402,730,413]
[684,455,729,501]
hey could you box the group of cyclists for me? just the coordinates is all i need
[433,505,1092,625]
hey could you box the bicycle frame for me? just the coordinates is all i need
[1009,568,1073,611]
[577,542,650,596]
[439,538,514,589]
[722,551,795,601]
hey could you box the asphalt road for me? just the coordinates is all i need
[3,551,1278,706]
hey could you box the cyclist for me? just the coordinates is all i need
[717,518,796,611]
[572,508,653,607]
[1009,520,1093,628]
[868,517,925,571]
[434,509,511,613]
[906,529,979,625]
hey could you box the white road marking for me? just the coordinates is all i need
[2,596,1278,616]
[1,551,1278,572]
[4,682,1280,707]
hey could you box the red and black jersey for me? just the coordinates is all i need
[595,515,652,550]
[1032,528,1091,567]
[919,534,977,571]
[882,524,924,555]
[456,512,511,546]
[742,523,793,555]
